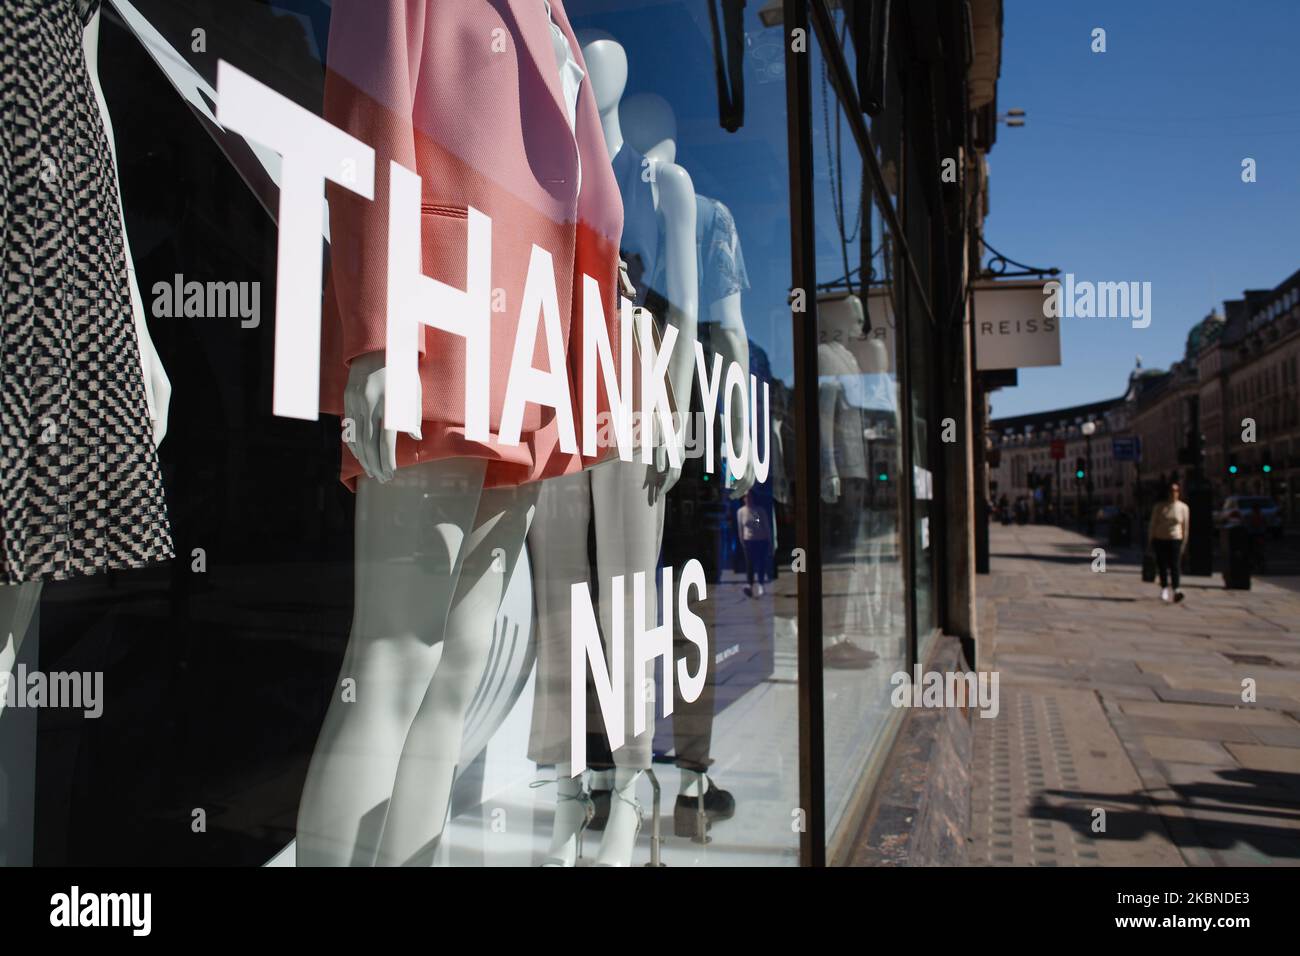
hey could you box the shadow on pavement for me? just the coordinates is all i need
[996,552,1109,566]
[1027,768,1300,861]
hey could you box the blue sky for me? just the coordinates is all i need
[987,0,1300,418]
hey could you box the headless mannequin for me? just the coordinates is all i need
[817,295,886,661]
[620,93,755,501]
[296,455,536,865]
[1,9,172,720]
[848,302,896,638]
[294,10,593,867]
[620,93,753,806]
[529,32,698,867]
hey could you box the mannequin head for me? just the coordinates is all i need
[576,30,628,115]
[818,294,865,340]
[621,93,678,165]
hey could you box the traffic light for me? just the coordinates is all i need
[1075,457,1086,481]
[1228,453,1238,476]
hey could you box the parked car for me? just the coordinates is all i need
[1094,505,1121,524]
[1213,496,1283,537]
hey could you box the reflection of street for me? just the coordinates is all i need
[970,523,1300,866]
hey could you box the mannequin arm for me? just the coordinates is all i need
[327,1,430,481]
[709,293,754,497]
[818,373,840,503]
[84,10,170,446]
[655,162,698,484]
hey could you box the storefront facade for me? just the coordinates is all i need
[1,0,999,867]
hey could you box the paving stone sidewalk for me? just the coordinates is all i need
[968,523,1300,866]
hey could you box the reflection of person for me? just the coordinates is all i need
[1147,481,1189,603]
[737,493,771,597]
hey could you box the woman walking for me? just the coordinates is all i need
[1147,481,1190,603]
[737,492,771,597]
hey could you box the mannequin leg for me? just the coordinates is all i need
[525,470,594,863]
[540,761,592,866]
[296,458,486,867]
[376,481,539,866]
[0,582,42,721]
[590,459,665,866]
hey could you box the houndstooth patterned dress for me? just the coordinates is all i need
[0,0,173,583]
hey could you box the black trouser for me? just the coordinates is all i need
[1153,538,1181,590]
[743,539,769,587]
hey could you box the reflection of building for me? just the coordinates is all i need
[989,265,1300,530]
[1207,279,1300,523]
[989,397,1125,518]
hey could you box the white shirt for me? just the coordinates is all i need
[1149,499,1190,541]
[542,0,584,191]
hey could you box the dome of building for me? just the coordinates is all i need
[1185,311,1225,358]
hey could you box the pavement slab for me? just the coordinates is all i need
[971,523,1300,866]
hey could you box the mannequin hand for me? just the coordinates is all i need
[821,474,840,504]
[729,458,756,499]
[140,334,171,448]
[344,351,398,482]
[645,444,681,504]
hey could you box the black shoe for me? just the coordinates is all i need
[1174,590,1185,603]
[588,788,611,831]
[673,777,736,838]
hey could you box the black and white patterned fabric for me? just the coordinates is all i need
[0,0,173,583]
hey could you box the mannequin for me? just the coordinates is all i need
[526,32,698,867]
[817,294,886,669]
[620,92,755,831]
[621,92,755,498]
[296,1,624,866]
[1,5,172,720]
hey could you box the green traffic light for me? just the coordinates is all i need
[1263,464,1272,473]
[1229,465,1238,474]
[877,472,888,482]
[1075,469,1084,479]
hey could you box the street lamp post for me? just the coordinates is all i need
[1082,421,1097,535]
[1055,435,1063,525]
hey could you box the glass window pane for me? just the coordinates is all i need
[11,0,802,867]
[810,13,908,844]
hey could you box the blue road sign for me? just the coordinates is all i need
[1112,436,1141,462]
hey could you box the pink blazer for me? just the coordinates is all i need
[320,0,625,488]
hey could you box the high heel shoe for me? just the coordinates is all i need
[536,780,594,867]
[594,778,643,867]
